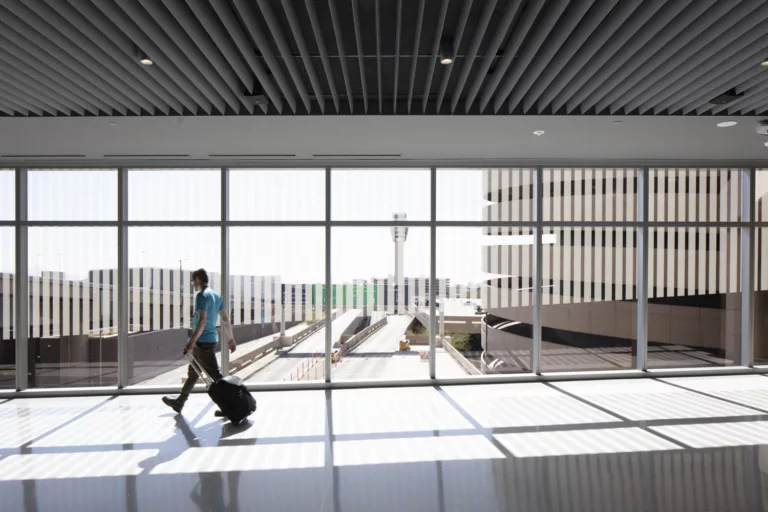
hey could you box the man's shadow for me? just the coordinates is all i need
[139,411,251,511]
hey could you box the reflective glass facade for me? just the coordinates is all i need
[1,167,765,391]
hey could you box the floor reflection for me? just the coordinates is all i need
[2,376,768,511]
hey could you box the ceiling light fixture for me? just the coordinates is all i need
[439,42,453,65]
[108,122,116,127]
[761,58,768,67]
[764,141,768,147]
[533,130,545,136]
[716,121,738,128]
[135,47,153,66]
[613,120,622,125]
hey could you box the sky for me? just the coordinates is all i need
[0,168,492,283]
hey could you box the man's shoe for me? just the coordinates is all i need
[214,410,226,418]
[162,396,184,414]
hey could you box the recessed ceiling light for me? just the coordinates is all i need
[716,121,738,128]
[533,130,545,136]
[764,141,768,147]
[761,58,768,67]
[613,120,622,125]
[439,42,453,65]
[108,122,116,127]
[135,46,153,66]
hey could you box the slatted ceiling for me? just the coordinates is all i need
[506,0,597,115]
[1,0,768,117]
[592,0,724,115]
[620,0,768,115]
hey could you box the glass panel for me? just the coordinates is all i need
[541,227,638,371]
[229,169,325,220]
[436,168,534,222]
[437,227,532,375]
[755,227,768,364]
[648,227,741,368]
[331,168,430,221]
[756,169,768,224]
[0,169,13,220]
[543,168,637,222]
[756,170,768,364]
[28,228,117,388]
[128,169,220,221]
[230,228,326,383]
[649,168,743,223]
[127,228,220,386]
[0,228,14,388]
[331,227,430,381]
[28,169,117,221]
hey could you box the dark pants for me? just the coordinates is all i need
[180,343,222,403]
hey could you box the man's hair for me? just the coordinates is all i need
[191,268,209,285]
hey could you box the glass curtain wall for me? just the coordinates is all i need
[0,170,13,388]
[3,166,764,391]
[541,168,638,372]
[27,169,117,388]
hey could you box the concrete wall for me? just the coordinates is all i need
[488,293,743,361]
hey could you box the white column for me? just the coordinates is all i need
[132,268,140,331]
[304,284,311,321]
[30,276,40,338]
[41,271,50,337]
[162,269,170,330]
[52,272,60,337]
[264,276,272,324]
[72,279,81,336]
[151,269,160,331]
[244,276,252,325]
[172,268,181,328]
[142,269,150,330]
[254,276,263,325]
[275,276,284,323]
[82,276,91,336]
[62,276,70,337]
[100,270,108,332]
[233,274,242,326]
[111,269,118,334]
[2,274,9,340]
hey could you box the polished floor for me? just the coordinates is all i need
[4,375,768,511]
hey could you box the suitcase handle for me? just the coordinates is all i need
[185,352,215,388]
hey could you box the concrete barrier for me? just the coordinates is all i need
[230,313,337,374]
[441,336,482,375]
[338,316,388,356]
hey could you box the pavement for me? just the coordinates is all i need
[332,315,469,380]
[243,309,362,383]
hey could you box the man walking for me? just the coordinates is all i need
[163,268,236,414]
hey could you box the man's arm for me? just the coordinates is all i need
[184,310,207,354]
[219,308,236,353]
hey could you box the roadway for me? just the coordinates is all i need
[332,315,468,380]
[242,309,362,382]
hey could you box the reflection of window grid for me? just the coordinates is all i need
[3,167,765,391]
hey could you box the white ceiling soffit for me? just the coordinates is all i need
[0,115,767,168]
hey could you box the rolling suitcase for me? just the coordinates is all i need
[186,352,257,425]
